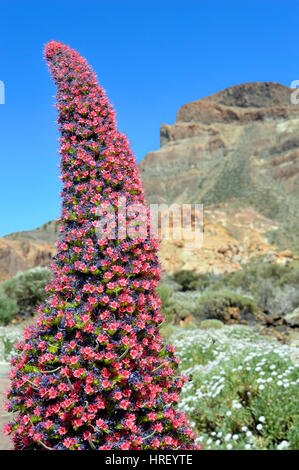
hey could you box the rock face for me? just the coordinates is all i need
[158,202,280,274]
[1,82,299,280]
[0,221,57,281]
[285,307,299,327]
[140,82,299,250]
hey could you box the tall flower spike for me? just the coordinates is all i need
[5,41,198,450]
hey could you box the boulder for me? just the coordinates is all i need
[285,307,299,327]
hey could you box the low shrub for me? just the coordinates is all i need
[279,265,299,287]
[188,274,213,292]
[199,319,224,330]
[161,291,203,324]
[215,260,298,295]
[159,289,258,326]
[195,290,258,323]
[172,270,212,291]
[0,267,51,319]
[256,282,299,316]
[156,284,171,303]
[170,260,299,320]
[0,295,18,325]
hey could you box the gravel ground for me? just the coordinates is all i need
[0,377,11,450]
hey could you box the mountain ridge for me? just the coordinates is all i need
[139,81,299,250]
[1,82,299,279]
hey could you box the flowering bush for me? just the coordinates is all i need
[4,41,197,450]
[166,325,299,450]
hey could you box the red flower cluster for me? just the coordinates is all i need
[4,41,198,450]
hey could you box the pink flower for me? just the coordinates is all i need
[73,368,85,378]
[109,301,119,310]
[120,441,131,450]
[63,437,73,449]
[62,399,73,409]
[102,380,111,389]
[114,391,122,400]
[3,424,12,435]
[105,351,116,361]
[120,370,131,379]
[83,431,91,440]
[48,387,57,399]
[152,438,160,448]
[153,422,163,432]
[96,418,108,430]
[119,399,130,410]
[130,349,139,359]
[84,384,94,394]
[44,420,53,430]
[96,398,106,409]
[97,334,108,343]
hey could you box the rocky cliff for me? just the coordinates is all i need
[1,82,299,279]
[0,221,57,281]
[140,82,299,251]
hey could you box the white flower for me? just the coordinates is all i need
[226,411,232,417]
[259,416,266,422]
[233,434,239,440]
[277,440,290,450]
[245,444,251,450]
[246,431,252,437]
[227,444,233,450]
[256,424,263,431]
[232,402,242,409]
[241,426,248,432]
[224,433,232,442]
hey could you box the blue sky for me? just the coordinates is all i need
[1,0,299,236]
